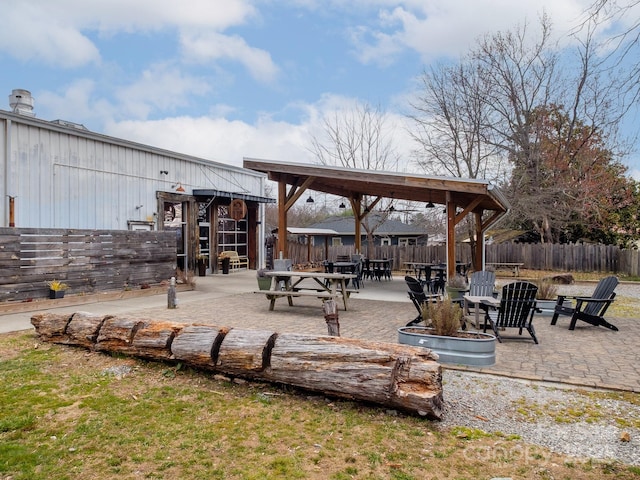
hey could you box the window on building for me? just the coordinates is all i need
[332,237,342,246]
[380,237,391,246]
[399,237,417,246]
[217,205,248,256]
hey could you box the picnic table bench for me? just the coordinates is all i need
[486,262,524,277]
[255,271,357,311]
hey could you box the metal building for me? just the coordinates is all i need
[1,89,273,273]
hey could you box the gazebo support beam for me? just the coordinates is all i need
[446,193,456,281]
[278,181,288,258]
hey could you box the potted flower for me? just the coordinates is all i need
[219,252,231,274]
[445,274,468,302]
[46,279,68,299]
[256,268,272,290]
[196,254,208,276]
[398,298,496,366]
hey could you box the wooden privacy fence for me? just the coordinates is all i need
[286,242,640,276]
[0,227,176,302]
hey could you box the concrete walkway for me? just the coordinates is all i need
[2,270,638,393]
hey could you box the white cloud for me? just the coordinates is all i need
[0,3,100,67]
[36,80,116,124]
[100,93,415,172]
[103,115,316,169]
[180,31,279,84]
[114,63,212,119]
[0,0,257,67]
[348,0,595,65]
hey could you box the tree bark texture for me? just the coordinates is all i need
[30,312,443,419]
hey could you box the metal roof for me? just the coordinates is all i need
[193,189,275,203]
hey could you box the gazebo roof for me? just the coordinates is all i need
[243,158,509,215]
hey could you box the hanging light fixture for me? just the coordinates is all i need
[306,195,314,203]
[426,191,435,208]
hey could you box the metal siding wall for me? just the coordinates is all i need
[6,117,267,230]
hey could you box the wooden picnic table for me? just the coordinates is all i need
[257,270,357,311]
[486,262,524,277]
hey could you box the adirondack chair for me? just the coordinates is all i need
[550,276,619,331]
[484,281,539,343]
[462,270,496,327]
[405,275,441,326]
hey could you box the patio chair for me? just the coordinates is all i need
[362,258,373,282]
[461,270,496,324]
[383,258,393,280]
[484,281,539,344]
[550,275,619,331]
[405,275,441,326]
[421,265,435,293]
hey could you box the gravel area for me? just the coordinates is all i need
[437,370,640,466]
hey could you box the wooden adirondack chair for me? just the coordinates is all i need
[405,275,441,326]
[484,281,539,343]
[462,270,496,327]
[550,276,619,331]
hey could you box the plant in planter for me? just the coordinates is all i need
[398,297,496,366]
[534,276,569,315]
[46,279,68,299]
[445,274,468,302]
[196,254,208,276]
[256,268,273,290]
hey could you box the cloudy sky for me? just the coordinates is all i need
[1,0,638,177]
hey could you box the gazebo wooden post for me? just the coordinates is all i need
[352,196,362,253]
[446,193,456,281]
[278,181,287,259]
[474,211,484,272]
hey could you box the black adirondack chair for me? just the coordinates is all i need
[405,275,441,326]
[550,276,619,331]
[484,281,539,343]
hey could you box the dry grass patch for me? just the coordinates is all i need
[1,331,639,480]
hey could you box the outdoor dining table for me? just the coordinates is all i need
[463,294,500,329]
[403,262,432,281]
[332,261,357,273]
[368,259,392,280]
[262,270,357,311]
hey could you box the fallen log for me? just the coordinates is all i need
[30,312,443,419]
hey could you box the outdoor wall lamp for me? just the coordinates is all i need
[306,195,314,203]
[172,183,186,192]
[160,170,168,175]
[339,200,346,209]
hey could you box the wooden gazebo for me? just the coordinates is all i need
[243,158,510,280]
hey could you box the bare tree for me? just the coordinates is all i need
[408,59,508,261]
[582,1,640,110]
[310,102,401,254]
[410,12,633,244]
[479,14,632,242]
[409,61,504,180]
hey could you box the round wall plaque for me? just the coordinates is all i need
[230,199,247,220]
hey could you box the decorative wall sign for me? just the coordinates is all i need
[230,199,247,220]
